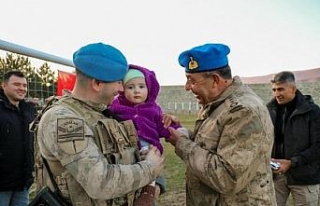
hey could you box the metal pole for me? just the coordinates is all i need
[0,39,74,68]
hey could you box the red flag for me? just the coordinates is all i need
[57,70,76,96]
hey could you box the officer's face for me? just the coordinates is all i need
[184,73,215,105]
[271,82,296,105]
[2,75,27,105]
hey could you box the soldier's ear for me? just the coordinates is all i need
[209,73,220,88]
[212,73,220,82]
[91,79,103,92]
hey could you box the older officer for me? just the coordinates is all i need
[35,43,164,206]
[166,43,277,205]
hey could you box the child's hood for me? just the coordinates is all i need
[122,64,160,103]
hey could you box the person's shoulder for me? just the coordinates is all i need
[299,94,320,111]
[223,95,244,113]
[307,100,320,114]
[224,89,261,112]
[0,96,10,108]
[40,103,82,124]
[303,94,314,103]
[223,90,268,119]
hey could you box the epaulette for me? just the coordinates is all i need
[226,96,243,113]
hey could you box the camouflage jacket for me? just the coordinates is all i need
[36,94,157,206]
[175,76,277,206]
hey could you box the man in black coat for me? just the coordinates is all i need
[0,70,35,206]
[267,71,320,206]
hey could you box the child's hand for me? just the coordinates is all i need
[162,114,180,128]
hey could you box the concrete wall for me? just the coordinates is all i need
[157,81,320,114]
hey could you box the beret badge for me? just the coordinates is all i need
[188,56,199,70]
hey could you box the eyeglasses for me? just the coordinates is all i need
[186,77,207,85]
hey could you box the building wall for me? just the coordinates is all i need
[157,81,320,114]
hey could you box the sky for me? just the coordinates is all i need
[1,0,320,85]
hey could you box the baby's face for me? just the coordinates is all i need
[124,77,148,105]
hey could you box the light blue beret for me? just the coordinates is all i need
[178,43,230,73]
[73,43,128,82]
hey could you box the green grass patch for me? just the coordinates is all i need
[176,114,197,130]
[162,140,186,190]
[161,114,196,192]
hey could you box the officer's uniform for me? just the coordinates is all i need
[176,44,277,205]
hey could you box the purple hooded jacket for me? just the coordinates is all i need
[109,64,180,154]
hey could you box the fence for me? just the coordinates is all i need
[0,39,75,107]
[0,39,203,115]
[0,39,74,67]
[158,101,200,115]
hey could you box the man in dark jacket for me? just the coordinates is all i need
[267,71,320,206]
[0,70,35,206]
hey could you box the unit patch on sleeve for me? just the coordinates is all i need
[57,118,85,142]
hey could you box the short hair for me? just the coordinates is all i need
[3,70,26,82]
[203,65,232,79]
[75,68,92,87]
[271,71,295,83]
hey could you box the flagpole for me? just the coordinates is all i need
[0,39,75,68]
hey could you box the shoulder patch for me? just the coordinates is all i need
[57,118,85,142]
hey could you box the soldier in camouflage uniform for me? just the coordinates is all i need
[166,43,277,205]
[35,43,164,206]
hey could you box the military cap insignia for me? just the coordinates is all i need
[188,56,199,70]
[57,118,85,142]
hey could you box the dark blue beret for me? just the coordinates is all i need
[73,43,128,82]
[178,43,230,73]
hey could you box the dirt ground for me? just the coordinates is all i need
[158,189,186,206]
[158,191,302,206]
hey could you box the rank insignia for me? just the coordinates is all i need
[57,118,85,142]
[188,56,199,70]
